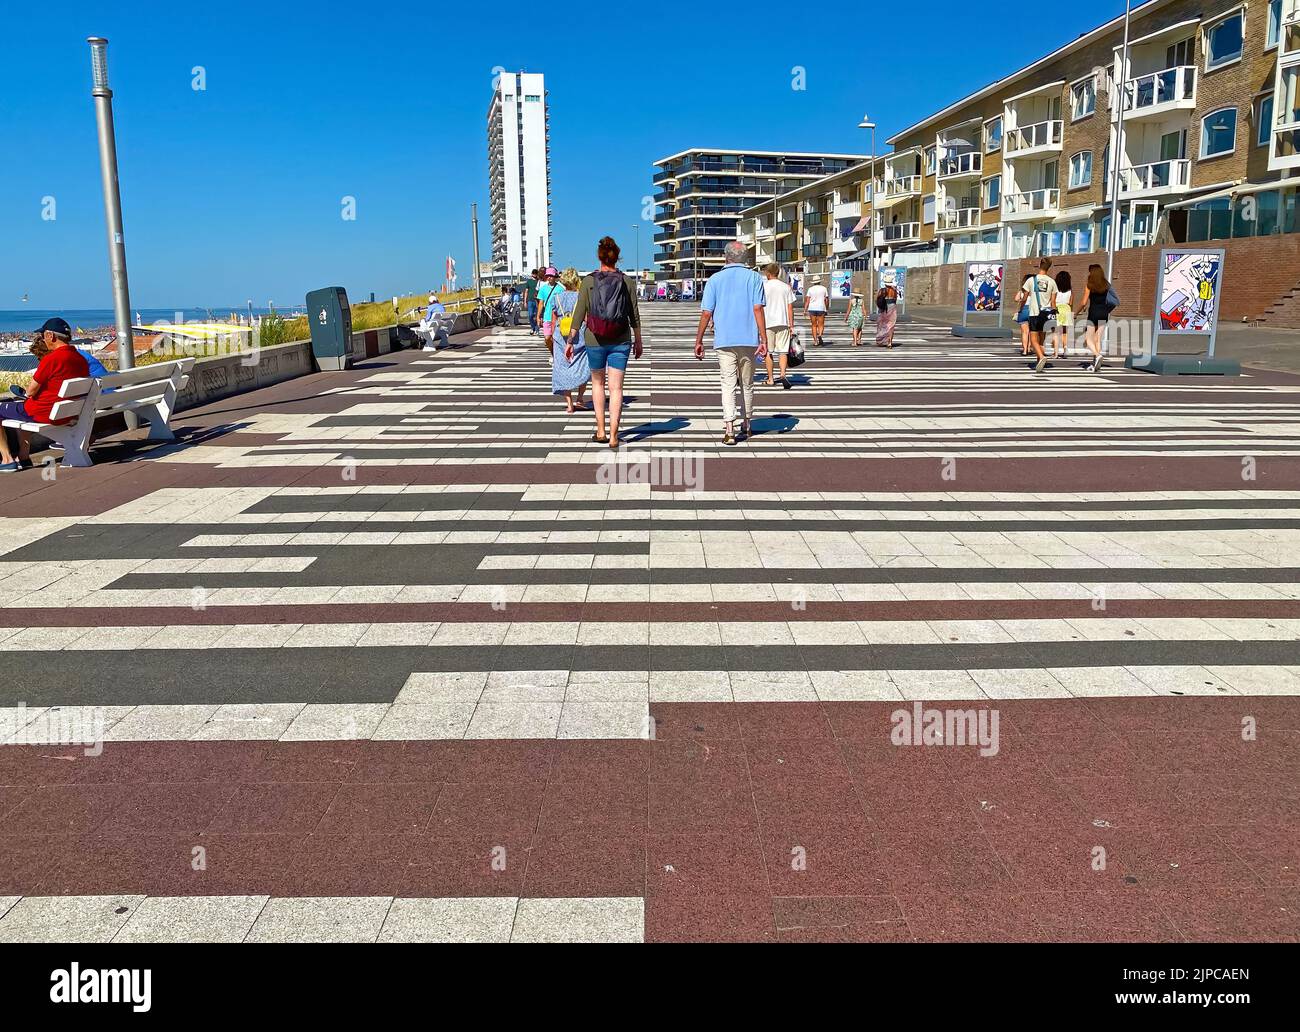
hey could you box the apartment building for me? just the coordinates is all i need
[737,163,875,278]
[487,71,552,276]
[875,0,1299,265]
[651,150,863,282]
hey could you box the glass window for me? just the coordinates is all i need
[924,146,936,175]
[1258,95,1275,146]
[1068,151,1093,188]
[1268,0,1282,48]
[1200,108,1237,157]
[922,194,935,224]
[1187,197,1232,241]
[1205,12,1244,69]
[982,175,1001,209]
[1071,77,1096,119]
[985,117,1003,152]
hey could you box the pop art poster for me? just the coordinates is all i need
[966,262,1003,313]
[681,278,696,300]
[831,270,852,299]
[1158,252,1221,333]
[878,266,906,304]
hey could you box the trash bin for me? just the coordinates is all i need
[305,286,352,371]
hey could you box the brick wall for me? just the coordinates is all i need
[1013,233,1300,324]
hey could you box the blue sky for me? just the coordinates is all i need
[0,0,1117,308]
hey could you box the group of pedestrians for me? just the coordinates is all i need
[1014,257,1115,373]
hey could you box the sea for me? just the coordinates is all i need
[0,307,299,335]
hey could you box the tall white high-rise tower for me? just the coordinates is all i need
[487,71,551,275]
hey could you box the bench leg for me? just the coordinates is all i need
[43,427,93,468]
[140,401,176,441]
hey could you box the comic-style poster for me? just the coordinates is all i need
[878,266,906,305]
[965,261,1003,313]
[1158,252,1221,333]
[831,270,852,299]
[681,278,696,301]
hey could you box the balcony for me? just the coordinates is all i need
[1004,119,1063,157]
[833,235,861,254]
[938,207,982,231]
[1114,65,1197,122]
[803,212,827,227]
[652,188,676,203]
[881,221,920,243]
[938,151,983,180]
[1003,188,1060,221]
[1113,158,1191,199]
[833,199,863,220]
[881,175,922,202]
[1268,3,1300,170]
[652,168,678,185]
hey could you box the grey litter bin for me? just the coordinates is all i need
[305,286,353,371]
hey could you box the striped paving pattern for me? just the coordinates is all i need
[1,305,1298,942]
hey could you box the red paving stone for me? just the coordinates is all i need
[0,697,1295,941]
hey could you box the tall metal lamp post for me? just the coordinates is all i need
[858,115,877,313]
[87,37,135,371]
[632,223,640,284]
[1106,0,1134,281]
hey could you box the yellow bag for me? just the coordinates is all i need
[558,314,573,338]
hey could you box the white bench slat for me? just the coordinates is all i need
[58,377,95,399]
[45,397,89,423]
[100,358,194,389]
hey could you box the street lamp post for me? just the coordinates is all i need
[87,37,135,371]
[858,116,877,316]
[633,223,640,284]
[1107,0,1133,281]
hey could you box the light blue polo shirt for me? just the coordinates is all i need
[701,263,765,348]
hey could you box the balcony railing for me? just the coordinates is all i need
[1003,188,1060,217]
[939,207,982,231]
[938,151,983,178]
[881,221,920,241]
[883,175,921,198]
[833,200,863,219]
[1115,158,1191,197]
[1004,120,1063,155]
[1116,65,1197,118]
[803,212,827,227]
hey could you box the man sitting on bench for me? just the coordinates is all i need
[0,317,91,474]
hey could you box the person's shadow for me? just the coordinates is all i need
[623,415,688,443]
[747,414,798,437]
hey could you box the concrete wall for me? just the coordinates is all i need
[174,312,478,413]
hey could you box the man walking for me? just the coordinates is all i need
[524,269,540,335]
[761,264,795,390]
[694,241,767,446]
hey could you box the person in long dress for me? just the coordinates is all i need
[874,283,898,348]
[548,267,590,413]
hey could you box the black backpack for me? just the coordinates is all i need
[586,271,631,343]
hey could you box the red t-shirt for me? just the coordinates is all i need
[26,346,91,424]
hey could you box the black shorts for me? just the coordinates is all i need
[1087,305,1109,327]
[1027,313,1048,333]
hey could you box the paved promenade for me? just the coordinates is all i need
[0,304,1298,942]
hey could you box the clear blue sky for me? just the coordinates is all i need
[0,0,1116,308]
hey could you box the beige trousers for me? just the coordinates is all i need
[716,346,755,424]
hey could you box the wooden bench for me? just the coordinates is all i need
[0,358,194,467]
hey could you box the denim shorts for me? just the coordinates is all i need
[585,342,631,372]
[0,400,30,422]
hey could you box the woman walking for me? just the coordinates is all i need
[566,236,643,448]
[547,267,590,414]
[845,291,866,346]
[536,267,565,356]
[874,282,898,348]
[804,276,829,345]
[1052,270,1073,359]
[1073,263,1110,372]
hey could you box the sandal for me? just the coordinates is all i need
[591,432,608,443]
[722,426,736,447]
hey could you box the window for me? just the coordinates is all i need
[1268,0,1282,49]
[1258,95,1275,147]
[1070,77,1096,120]
[982,175,1001,210]
[1068,151,1093,189]
[924,146,936,175]
[524,94,541,102]
[1204,11,1244,70]
[922,194,935,224]
[1200,107,1238,158]
[984,116,1003,152]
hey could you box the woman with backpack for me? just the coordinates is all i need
[565,236,643,448]
[547,267,591,414]
[1073,263,1112,372]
